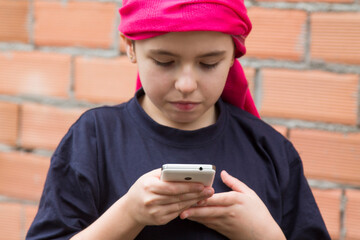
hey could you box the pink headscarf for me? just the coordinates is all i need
[119,0,260,118]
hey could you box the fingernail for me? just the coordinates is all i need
[204,189,213,196]
[181,212,188,219]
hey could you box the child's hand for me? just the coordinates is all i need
[179,170,286,240]
[123,168,214,227]
[71,168,214,239]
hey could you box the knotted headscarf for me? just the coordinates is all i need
[119,0,260,118]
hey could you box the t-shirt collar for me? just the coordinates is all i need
[126,88,228,148]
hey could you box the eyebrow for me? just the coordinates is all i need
[149,49,227,58]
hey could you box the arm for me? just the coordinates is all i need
[70,197,143,240]
[27,111,214,240]
[180,170,286,240]
[71,169,214,240]
[180,141,331,240]
[280,142,331,240]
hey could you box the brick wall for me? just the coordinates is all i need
[0,0,359,239]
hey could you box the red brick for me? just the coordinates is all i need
[311,13,360,65]
[0,102,19,146]
[260,69,358,125]
[25,205,38,235]
[290,129,360,185]
[312,189,341,240]
[34,1,117,48]
[0,151,49,201]
[21,103,85,150]
[346,190,360,240]
[0,202,22,240]
[246,8,307,61]
[75,56,137,103]
[0,51,71,98]
[0,0,29,43]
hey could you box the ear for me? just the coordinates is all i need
[120,34,137,63]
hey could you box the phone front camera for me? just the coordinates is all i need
[199,167,203,171]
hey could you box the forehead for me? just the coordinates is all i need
[135,31,234,54]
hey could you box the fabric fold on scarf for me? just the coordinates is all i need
[119,0,260,118]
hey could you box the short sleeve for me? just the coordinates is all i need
[26,111,100,240]
[281,142,331,240]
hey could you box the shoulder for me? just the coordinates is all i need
[225,102,285,142]
[79,102,128,122]
[53,101,130,161]
[224,102,300,165]
[69,101,130,132]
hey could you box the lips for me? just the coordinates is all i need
[171,101,200,111]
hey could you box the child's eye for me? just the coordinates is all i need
[153,59,174,67]
[200,62,219,70]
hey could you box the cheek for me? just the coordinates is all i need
[204,67,230,94]
[139,66,173,101]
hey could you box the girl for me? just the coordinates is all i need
[27,0,331,239]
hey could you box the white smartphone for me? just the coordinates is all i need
[160,164,216,187]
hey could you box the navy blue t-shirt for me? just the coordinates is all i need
[27,90,330,239]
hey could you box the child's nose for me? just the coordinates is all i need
[174,68,198,95]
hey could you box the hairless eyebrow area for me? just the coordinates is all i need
[149,49,227,58]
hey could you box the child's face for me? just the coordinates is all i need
[127,31,234,130]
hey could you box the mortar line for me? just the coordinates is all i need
[256,2,360,12]
[69,56,75,100]
[263,118,360,133]
[38,46,119,58]
[28,0,35,47]
[113,2,122,53]
[20,204,26,239]
[254,68,263,111]
[339,189,347,240]
[357,75,360,127]
[304,11,311,66]
[308,180,360,190]
[16,102,23,149]
[241,58,360,74]
[0,195,39,205]
[0,144,16,152]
